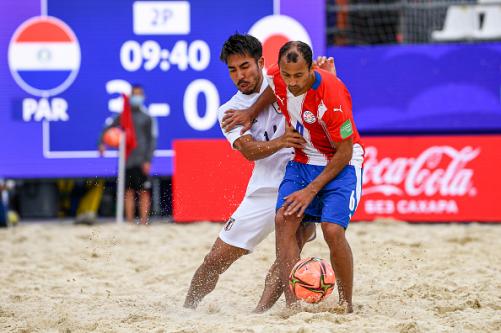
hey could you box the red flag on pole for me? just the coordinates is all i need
[120,94,137,159]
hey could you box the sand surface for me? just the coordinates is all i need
[0,220,500,333]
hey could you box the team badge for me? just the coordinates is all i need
[224,217,236,231]
[303,110,317,124]
[340,119,354,139]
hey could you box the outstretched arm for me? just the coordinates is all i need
[222,57,337,134]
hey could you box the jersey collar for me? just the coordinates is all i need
[312,71,321,90]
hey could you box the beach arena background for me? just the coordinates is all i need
[1,0,500,332]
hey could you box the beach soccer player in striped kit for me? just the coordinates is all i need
[183,34,337,313]
[226,41,363,313]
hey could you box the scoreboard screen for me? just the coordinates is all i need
[0,0,324,178]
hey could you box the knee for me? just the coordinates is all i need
[274,208,287,231]
[275,209,298,236]
[321,223,346,244]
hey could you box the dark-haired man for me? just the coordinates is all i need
[184,34,335,312]
[224,41,362,313]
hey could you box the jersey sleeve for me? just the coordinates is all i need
[217,103,252,149]
[320,78,355,143]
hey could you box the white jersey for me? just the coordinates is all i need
[217,78,292,196]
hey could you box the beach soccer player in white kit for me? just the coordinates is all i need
[183,34,335,312]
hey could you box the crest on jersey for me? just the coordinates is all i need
[303,110,317,124]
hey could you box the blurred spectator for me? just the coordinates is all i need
[99,84,157,224]
[58,178,105,225]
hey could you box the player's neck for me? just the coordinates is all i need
[252,75,264,94]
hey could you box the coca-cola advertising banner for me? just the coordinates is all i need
[173,136,501,223]
[356,135,501,222]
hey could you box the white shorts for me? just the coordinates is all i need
[218,190,277,252]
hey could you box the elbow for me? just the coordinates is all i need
[241,151,258,161]
[343,148,353,165]
[340,145,353,166]
[236,142,259,161]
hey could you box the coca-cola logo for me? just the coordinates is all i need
[363,146,480,197]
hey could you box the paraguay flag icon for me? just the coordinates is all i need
[8,16,81,97]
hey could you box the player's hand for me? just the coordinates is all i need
[222,108,254,134]
[313,56,336,76]
[142,162,151,175]
[98,144,106,156]
[279,123,306,149]
[283,188,317,218]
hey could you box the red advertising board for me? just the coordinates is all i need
[173,136,501,223]
[173,139,252,222]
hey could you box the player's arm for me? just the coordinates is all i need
[233,123,305,161]
[304,138,352,195]
[284,137,352,217]
[284,78,353,217]
[222,58,337,134]
[221,86,276,133]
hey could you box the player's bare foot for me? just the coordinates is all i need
[252,305,270,314]
[339,300,353,313]
[285,299,301,310]
[183,299,198,310]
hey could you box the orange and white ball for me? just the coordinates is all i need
[289,257,336,303]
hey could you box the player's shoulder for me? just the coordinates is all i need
[316,68,344,87]
[218,93,240,114]
[316,69,350,97]
[266,63,280,77]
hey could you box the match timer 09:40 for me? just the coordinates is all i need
[120,40,210,72]
[123,1,208,72]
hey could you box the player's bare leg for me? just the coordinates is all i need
[139,190,150,225]
[321,222,353,313]
[184,237,248,309]
[125,189,135,222]
[253,222,315,313]
[274,207,303,307]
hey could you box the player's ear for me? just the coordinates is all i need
[257,57,265,70]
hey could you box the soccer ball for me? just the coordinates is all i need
[102,127,122,148]
[289,257,336,303]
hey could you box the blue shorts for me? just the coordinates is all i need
[276,161,363,229]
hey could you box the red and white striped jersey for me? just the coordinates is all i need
[266,64,364,167]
